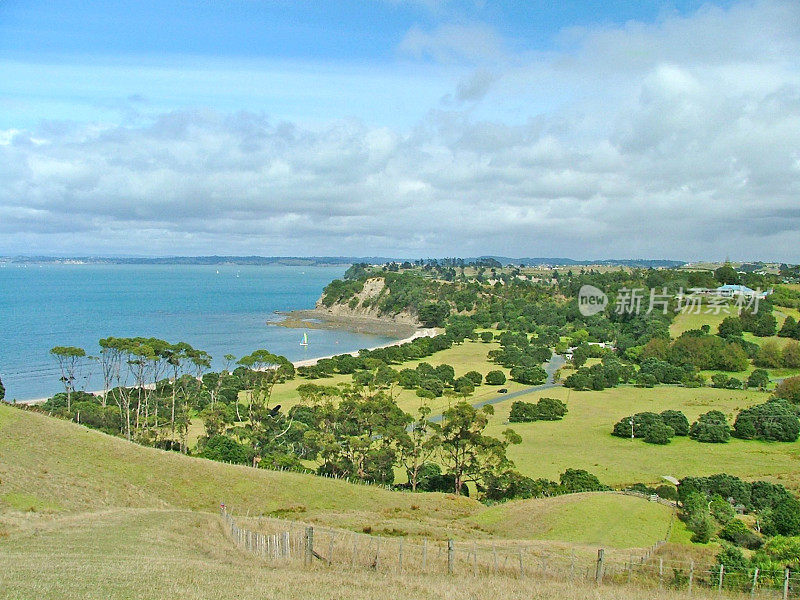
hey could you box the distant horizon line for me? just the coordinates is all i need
[1,254,791,267]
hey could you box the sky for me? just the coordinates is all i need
[1,0,799,261]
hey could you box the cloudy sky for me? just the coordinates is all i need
[1,0,799,261]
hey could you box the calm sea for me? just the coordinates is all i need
[0,263,391,401]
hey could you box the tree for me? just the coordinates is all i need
[397,405,439,492]
[774,376,800,403]
[783,341,800,368]
[50,346,87,412]
[438,402,519,495]
[715,265,740,285]
[660,410,690,436]
[559,468,608,492]
[755,341,783,368]
[733,400,800,442]
[0,375,4,401]
[644,420,675,444]
[718,316,743,338]
[689,411,731,443]
[485,370,506,385]
[510,365,547,385]
[418,302,450,327]
[779,316,799,338]
[480,331,494,343]
[747,369,770,390]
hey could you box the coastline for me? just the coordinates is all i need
[11,323,438,406]
[271,308,419,339]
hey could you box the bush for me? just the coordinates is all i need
[644,420,675,445]
[689,411,731,443]
[733,399,800,442]
[510,365,547,385]
[612,412,665,439]
[720,519,762,549]
[660,410,690,436]
[464,370,483,385]
[768,497,800,536]
[485,370,507,385]
[774,376,800,403]
[709,494,736,524]
[509,397,568,422]
[199,435,251,465]
[559,468,608,492]
[656,485,678,500]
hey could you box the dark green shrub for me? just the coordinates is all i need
[644,420,675,444]
[485,370,506,385]
[660,410,690,436]
[720,519,762,549]
[689,411,731,443]
[733,399,799,442]
[559,468,608,492]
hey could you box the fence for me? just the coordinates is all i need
[219,505,799,598]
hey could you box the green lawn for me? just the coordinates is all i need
[484,385,800,492]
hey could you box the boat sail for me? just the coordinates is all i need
[300,331,308,346]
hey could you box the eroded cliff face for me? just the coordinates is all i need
[315,277,420,326]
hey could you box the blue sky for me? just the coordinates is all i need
[0,0,798,260]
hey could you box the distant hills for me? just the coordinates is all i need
[1,255,686,268]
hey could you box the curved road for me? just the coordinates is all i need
[430,354,566,422]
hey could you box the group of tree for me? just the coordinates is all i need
[679,473,800,547]
[754,340,800,369]
[611,410,690,444]
[508,397,568,422]
[563,356,635,391]
[487,331,551,385]
[482,467,609,502]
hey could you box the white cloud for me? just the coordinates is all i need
[1,0,799,261]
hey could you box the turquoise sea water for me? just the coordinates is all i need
[0,263,391,401]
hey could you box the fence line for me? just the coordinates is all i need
[218,504,796,598]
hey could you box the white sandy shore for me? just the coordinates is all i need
[12,328,438,406]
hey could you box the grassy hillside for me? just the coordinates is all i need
[0,507,708,600]
[0,402,685,548]
[470,493,690,547]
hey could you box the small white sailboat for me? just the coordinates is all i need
[300,331,309,347]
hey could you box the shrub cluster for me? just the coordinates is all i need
[611,410,689,444]
[508,398,567,422]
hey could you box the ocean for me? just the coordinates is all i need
[0,263,392,401]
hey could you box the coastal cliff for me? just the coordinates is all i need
[315,277,421,327]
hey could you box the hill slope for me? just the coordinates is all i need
[0,403,685,546]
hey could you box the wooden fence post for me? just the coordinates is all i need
[422,539,427,572]
[627,554,633,583]
[750,568,759,599]
[447,540,454,575]
[352,533,357,569]
[659,557,664,589]
[595,549,605,584]
[473,542,478,576]
[783,569,790,600]
[304,526,314,567]
[689,561,695,596]
[518,548,524,578]
[399,538,403,572]
[719,565,724,593]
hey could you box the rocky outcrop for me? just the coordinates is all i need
[315,277,420,326]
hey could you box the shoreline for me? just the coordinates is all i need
[271,308,419,339]
[10,324,438,406]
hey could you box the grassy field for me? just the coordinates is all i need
[484,385,800,492]
[469,493,690,547]
[0,507,714,600]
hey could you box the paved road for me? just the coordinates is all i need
[429,354,566,422]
